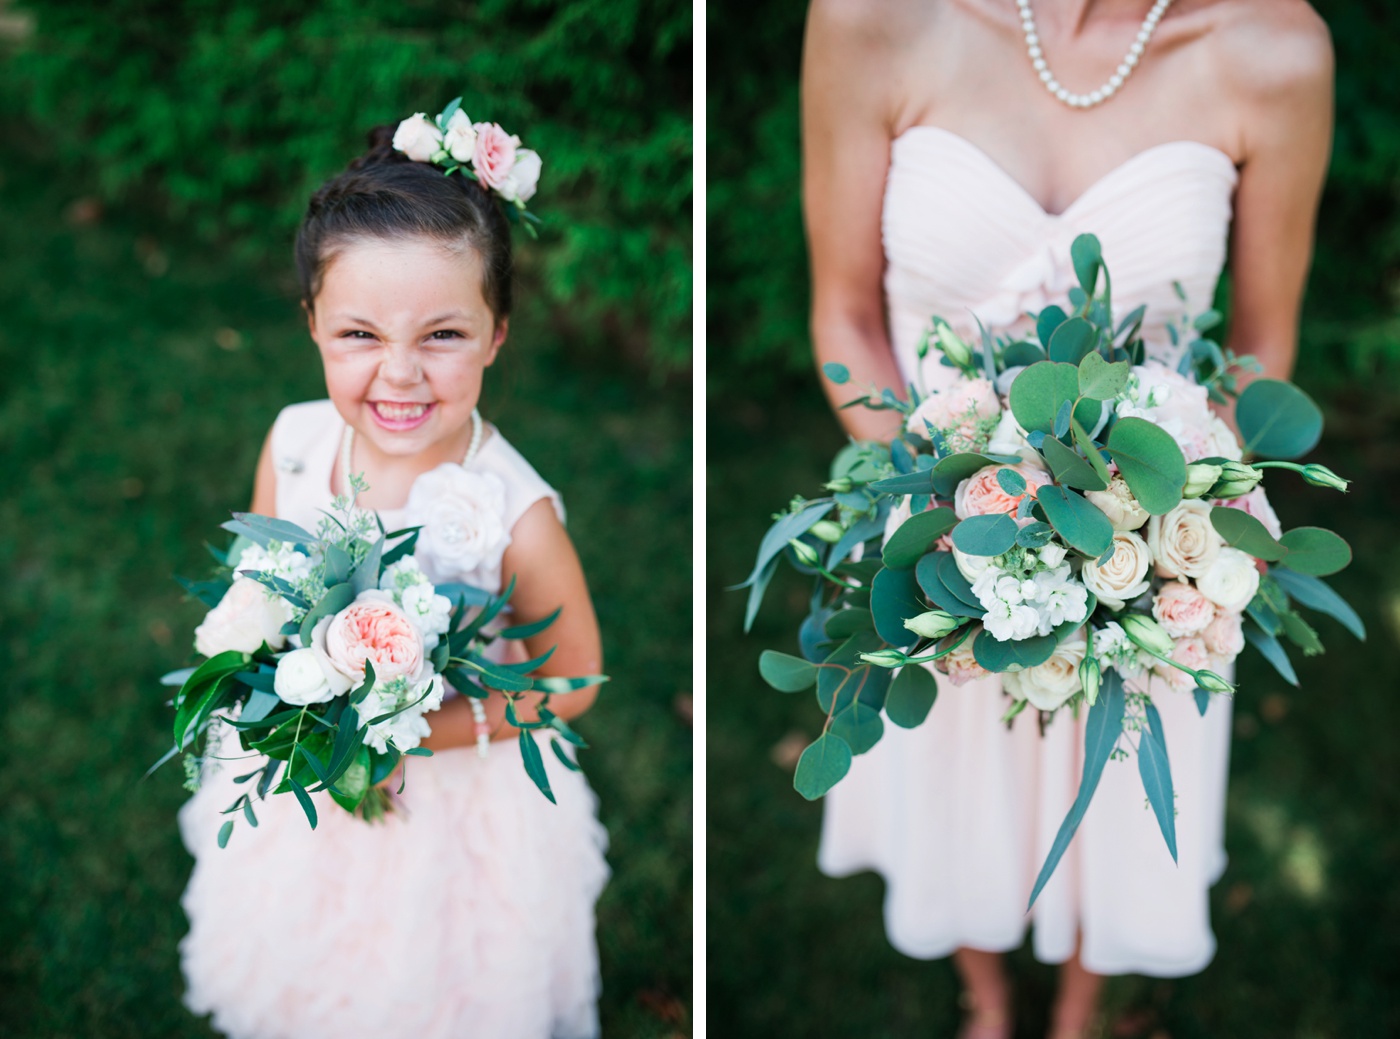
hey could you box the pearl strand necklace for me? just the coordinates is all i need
[341,407,492,758]
[1018,0,1172,109]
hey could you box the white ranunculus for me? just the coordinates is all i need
[1004,632,1086,711]
[953,545,993,583]
[273,647,337,706]
[1147,498,1222,579]
[986,409,1033,459]
[443,109,477,163]
[392,113,444,163]
[1196,546,1261,612]
[1080,530,1153,610]
[1084,475,1149,531]
[496,148,542,203]
[406,466,511,576]
[193,578,292,657]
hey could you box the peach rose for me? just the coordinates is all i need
[1156,636,1210,692]
[1152,580,1216,638]
[954,463,1051,522]
[472,122,520,190]
[1147,499,1222,579]
[313,590,424,691]
[1202,610,1245,660]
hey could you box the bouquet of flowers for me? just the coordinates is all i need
[158,475,603,848]
[744,234,1363,906]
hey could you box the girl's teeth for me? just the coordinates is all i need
[375,403,428,420]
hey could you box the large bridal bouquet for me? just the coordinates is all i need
[744,235,1363,905]
[158,476,602,847]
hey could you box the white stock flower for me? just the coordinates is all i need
[401,582,453,645]
[443,109,478,163]
[1004,632,1087,711]
[1084,475,1149,532]
[1147,499,1222,580]
[392,113,444,163]
[497,148,542,203]
[1092,621,1148,681]
[1031,566,1090,633]
[1080,530,1153,610]
[273,647,337,706]
[360,674,445,753]
[1196,546,1261,613]
[380,557,432,598]
[193,578,292,657]
[406,466,511,576]
[236,542,314,584]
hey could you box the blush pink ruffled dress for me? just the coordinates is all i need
[817,126,1240,977]
[178,400,609,1039]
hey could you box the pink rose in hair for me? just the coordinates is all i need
[472,122,520,191]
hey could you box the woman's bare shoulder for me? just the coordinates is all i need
[1206,0,1332,97]
[807,0,934,51]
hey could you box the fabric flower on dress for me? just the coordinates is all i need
[406,465,511,578]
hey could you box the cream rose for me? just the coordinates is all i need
[406,465,511,575]
[935,628,991,687]
[443,109,478,163]
[1147,499,1222,579]
[954,463,1051,521]
[1080,529,1152,610]
[497,148,542,203]
[313,590,424,690]
[1084,475,1149,531]
[1196,546,1261,613]
[1202,610,1245,660]
[472,122,519,190]
[1151,580,1216,637]
[1156,636,1211,692]
[273,647,337,706]
[193,578,291,657]
[1003,631,1086,711]
[391,113,444,163]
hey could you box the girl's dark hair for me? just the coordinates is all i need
[295,124,513,317]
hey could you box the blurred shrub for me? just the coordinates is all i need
[0,0,692,371]
[707,1,1400,393]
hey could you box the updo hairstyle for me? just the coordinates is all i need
[295,124,513,318]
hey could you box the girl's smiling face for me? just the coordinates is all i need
[308,236,506,464]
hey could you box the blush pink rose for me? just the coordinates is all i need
[315,590,424,689]
[906,378,1001,435]
[1152,580,1217,638]
[1156,636,1211,692]
[954,463,1051,522]
[935,629,991,687]
[1202,610,1245,660]
[472,122,519,190]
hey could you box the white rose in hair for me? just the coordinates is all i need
[193,577,292,657]
[1196,546,1261,613]
[407,465,511,574]
[273,647,337,706]
[1084,475,1149,532]
[443,109,478,163]
[497,148,542,203]
[1080,529,1152,610]
[1147,498,1221,579]
[1003,631,1086,711]
[392,113,445,163]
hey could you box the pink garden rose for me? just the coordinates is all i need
[472,122,520,190]
[935,628,991,687]
[313,590,425,692]
[1202,610,1245,660]
[954,463,1051,522]
[1152,580,1217,638]
[1156,636,1211,692]
[906,377,1001,451]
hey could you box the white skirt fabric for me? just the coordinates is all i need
[818,667,1232,977]
[179,731,609,1039]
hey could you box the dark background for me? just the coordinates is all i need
[708,2,1400,1037]
[0,2,692,1036]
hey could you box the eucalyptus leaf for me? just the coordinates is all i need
[1077,352,1130,400]
[885,663,938,728]
[1047,317,1096,364]
[952,514,1019,556]
[1104,417,1187,514]
[1041,436,1109,491]
[882,507,958,569]
[793,733,853,800]
[758,650,818,692]
[972,629,1058,672]
[519,732,557,804]
[1236,379,1323,459]
[870,567,925,647]
[1210,506,1288,561]
[1277,527,1351,576]
[1035,486,1113,558]
[1243,618,1299,687]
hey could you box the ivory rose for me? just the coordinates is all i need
[1080,530,1153,610]
[1196,546,1261,613]
[443,109,478,163]
[935,629,991,687]
[472,123,520,190]
[497,149,542,203]
[1156,636,1211,692]
[391,113,444,163]
[1152,580,1217,637]
[1147,499,1222,579]
[313,591,425,691]
[954,463,1051,522]
[1003,631,1086,711]
[406,466,510,575]
[1202,610,1245,660]
[193,578,292,657]
[1084,475,1150,531]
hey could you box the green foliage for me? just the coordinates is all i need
[0,0,692,371]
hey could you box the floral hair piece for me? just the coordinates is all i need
[392,97,543,237]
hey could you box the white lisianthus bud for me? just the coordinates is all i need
[1120,612,1176,657]
[1196,669,1236,694]
[903,611,960,640]
[273,647,337,706]
[1182,462,1224,498]
[860,649,908,668]
[934,321,974,368]
[1211,460,1263,499]
[1038,542,1067,568]
[443,109,478,162]
[810,520,845,544]
[788,538,821,567]
[391,113,444,163]
[1078,655,1101,706]
[1301,463,1349,492]
[825,476,854,493]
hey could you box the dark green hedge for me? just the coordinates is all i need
[0,0,691,370]
[708,0,1400,391]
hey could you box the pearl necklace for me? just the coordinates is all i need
[339,407,484,497]
[1018,0,1172,109]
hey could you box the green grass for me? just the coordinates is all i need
[0,135,691,1037]
[708,384,1400,1038]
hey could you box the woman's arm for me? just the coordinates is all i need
[802,0,908,442]
[1221,5,1333,386]
[249,427,277,515]
[421,497,603,749]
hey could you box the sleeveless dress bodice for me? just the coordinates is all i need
[818,127,1239,978]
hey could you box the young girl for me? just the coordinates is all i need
[177,112,610,1039]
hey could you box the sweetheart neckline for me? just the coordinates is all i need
[893,125,1238,219]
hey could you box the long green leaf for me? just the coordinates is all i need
[1270,568,1365,640]
[1138,702,1178,862]
[519,732,557,804]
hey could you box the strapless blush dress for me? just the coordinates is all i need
[817,126,1240,977]
[178,400,610,1039]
